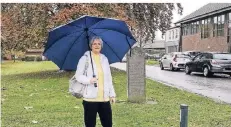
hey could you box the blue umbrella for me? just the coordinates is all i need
[43,15,136,71]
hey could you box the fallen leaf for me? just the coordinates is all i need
[32,120,38,124]
[24,106,33,110]
[29,93,38,97]
[74,106,80,109]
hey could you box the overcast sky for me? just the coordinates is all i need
[156,2,209,40]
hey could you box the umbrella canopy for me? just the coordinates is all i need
[43,15,136,70]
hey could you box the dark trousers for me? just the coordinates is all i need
[82,100,112,127]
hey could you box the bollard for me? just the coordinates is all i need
[180,104,188,127]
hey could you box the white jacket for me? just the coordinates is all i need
[75,51,116,99]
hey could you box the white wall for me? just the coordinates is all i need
[165,27,180,42]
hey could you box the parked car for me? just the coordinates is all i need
[159,52,191,71]
[183,51,202,58]
[185,52,231,77]
[145,53,162,60]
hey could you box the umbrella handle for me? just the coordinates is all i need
[93,75,97,87]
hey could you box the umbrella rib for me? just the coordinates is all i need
[60,32,85,69]
[91,28,134,39]
[44,30,84,53]
[89,19,106,29]
[89,31,122,62]
[67,24,83,29]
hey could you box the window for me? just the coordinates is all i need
[213,54,231,60]
[168,46,178,53]
[191,23,194,34]
[175,29,178,38]
[228,13,231,41]
[169,31,171,40]
[183,24,187,36]
[196,21,200,33]
[229,13,231,27]
[201,53,212,59]
[192,22,197,34]
[201,18,210,39]
[228,13,231,52]
[172,30,174,39]
[185,25,188,35]
[182,24,194,36]
[194,54,202,60]
[191,22,194,34]
[213,15,225,37]
[213,16,217,37]
[201,20,205,38]
[205,18,210,38]
[188,24,191,35]
[182,26,185,36]
[217,15,225,36]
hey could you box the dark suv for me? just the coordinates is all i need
[185,52,231,77]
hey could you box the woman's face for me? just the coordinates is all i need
[92,39,102,53]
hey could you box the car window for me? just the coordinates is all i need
[201,54,212,59]
[194,54,202,60]
[176,54,191,58]
[213,54,231,60]
[167,55,172,59]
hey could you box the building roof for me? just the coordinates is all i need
[175,3,231,24]
[143,40,165,49]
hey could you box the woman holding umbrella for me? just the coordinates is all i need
[75,36,116,127]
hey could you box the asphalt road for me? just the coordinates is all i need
[111,63,231,104]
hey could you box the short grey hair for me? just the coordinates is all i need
[89,36,103,49]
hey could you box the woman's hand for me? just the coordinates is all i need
[90,78,97,84]
[110,97,116,104]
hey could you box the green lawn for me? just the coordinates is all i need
[1,61,231,127]
[146,59,159,65]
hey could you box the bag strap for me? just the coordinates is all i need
[83,55,89,76]
[71,55,89,80]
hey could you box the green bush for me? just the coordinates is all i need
[24,56,42,61]
[36,56,42,61]
[25,56,35,61]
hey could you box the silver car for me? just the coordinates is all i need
[159,52,191,71]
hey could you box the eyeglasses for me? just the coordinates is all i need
[92,43,101,46]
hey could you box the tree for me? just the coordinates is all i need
[1,3,181,56]
[123,3,183,47]
[1,3,132,56]
[1,4,52,55]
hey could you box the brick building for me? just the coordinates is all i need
[175,3,231,53]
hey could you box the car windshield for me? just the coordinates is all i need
[176,54,191,58]
[213,54,231,60]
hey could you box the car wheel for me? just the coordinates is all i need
[203,67,213,77]
[170,63,174,71]
[160,63,164,70]
[185,65,191,75]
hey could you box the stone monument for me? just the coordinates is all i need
[127,46,146,103]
